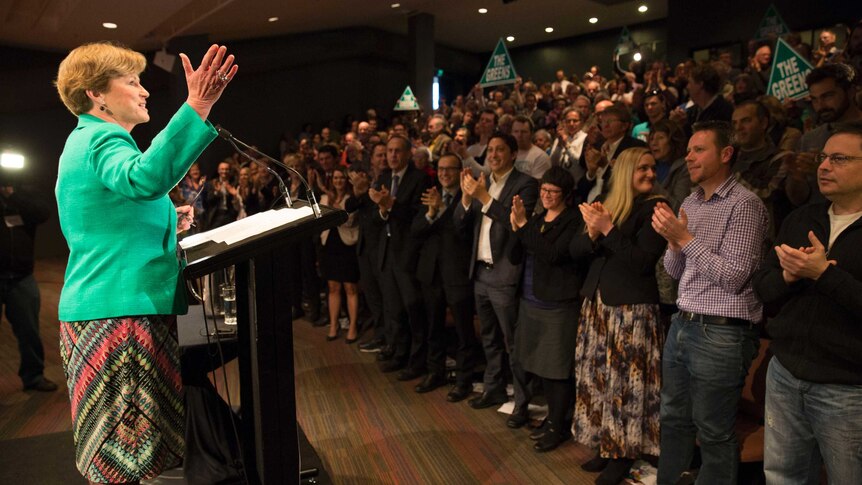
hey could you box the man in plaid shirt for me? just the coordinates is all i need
[651,120,769,484]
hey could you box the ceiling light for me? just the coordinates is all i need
[102,22,117,29]
[391,3,400,8]
[545,27,554,33]
[268,17,279,22]
[0,152,25,169]
[638,5,648,12]
[589,17,598,24]
[478,8,488,14]
[506,36,515,42]
[633,52,643,61]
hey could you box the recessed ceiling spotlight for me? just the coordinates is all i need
[268,17,279,22]
[506,36,515,42]
[633,52,643,61]
[638,5,648,12]
[391,3,400,8]
[545,27,554,33]
[478,8,488,14]
[589,17,598,24]
[102,22,117,29]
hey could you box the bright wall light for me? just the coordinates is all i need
[633,52,643,62]
[0,152,25,169]
[433,76,440,111]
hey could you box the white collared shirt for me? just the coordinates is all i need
[476,166,514,263]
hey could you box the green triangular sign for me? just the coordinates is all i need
[767,38,814,101]
[615,26,633,55]
[755,4,790,40]
[394,85,420,111]
[479,39,518,88]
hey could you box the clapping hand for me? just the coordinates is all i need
[421,186,443,218]
[510,195,528,231]
[369,185,393,213]
[461,168,488,205]
[579,201,613,240]
[775,231,836,283]
[651,201,691,251]
[348,170,370,196]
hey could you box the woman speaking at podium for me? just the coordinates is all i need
[54,42,237,484]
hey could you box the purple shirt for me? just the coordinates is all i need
[664,176,768,322]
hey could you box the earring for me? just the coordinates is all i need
[99,105,106,111]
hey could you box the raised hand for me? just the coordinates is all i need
[421,186,442,218]
[775,231,836,283]
[510,194,528,231]
[652,202,691,251]
[180,44,238,121]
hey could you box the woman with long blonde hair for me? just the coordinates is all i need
[569,147,668,485]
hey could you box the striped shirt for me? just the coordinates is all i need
[664,176,768,322]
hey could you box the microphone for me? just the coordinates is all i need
[215,125,322,218]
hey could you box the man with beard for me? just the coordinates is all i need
[790,64,862,205]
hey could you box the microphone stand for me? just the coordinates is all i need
[216,126,322,218]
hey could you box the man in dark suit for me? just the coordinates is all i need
[347,142,387,352]
[454,133,538,427]
[411,154,480,400]
[577,104,647,202]
[369,136,432,380]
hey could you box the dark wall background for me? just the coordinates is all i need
[508,19,668,83]
[667,0,859,62]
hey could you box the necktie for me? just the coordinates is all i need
[443,192,452,208]
[391,175,400,197]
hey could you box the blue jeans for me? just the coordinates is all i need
[658,313,759,485]
[764,356,862,485]
[0,274,45,387]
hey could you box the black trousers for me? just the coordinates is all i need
[421,280,479,386]
[380,253,427,372]
[357,247,384,340]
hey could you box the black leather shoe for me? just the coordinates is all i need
[446,385,473,402]
[396,368,425,381]
[529,419,549,440]
[595,458,634,485]
[580,453,610,472]
[533,427,571,453]
[24,377,58,392]
[359,337,385,353]
[506,407,530,428]
[379,360,406,373]
[415,373,447,393]
[468,392,508,409]
[376,346,395,362]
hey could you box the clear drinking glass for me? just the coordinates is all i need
[221,284,237,325]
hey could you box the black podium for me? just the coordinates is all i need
[182,203,346,484]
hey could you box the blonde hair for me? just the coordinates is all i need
[55,42,146,115]
[603,147,656,227]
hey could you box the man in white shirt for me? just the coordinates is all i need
[510,115,552,179]
[453,134,538,426]
[549,107,587,183]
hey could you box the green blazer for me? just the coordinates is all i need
[56,103,217,321]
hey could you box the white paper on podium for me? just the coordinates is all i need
[179,206,314,249]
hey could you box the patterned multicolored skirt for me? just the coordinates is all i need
[59,315,184,483]
[573,293,663,459]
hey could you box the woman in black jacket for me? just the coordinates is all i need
[509,166,585,452]
[570,147,668,485]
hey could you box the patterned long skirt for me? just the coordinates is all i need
[573,294,662,459]
[59,315,184,483]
